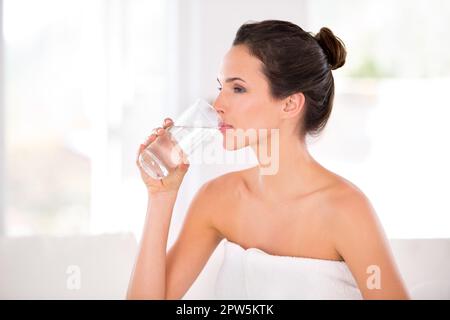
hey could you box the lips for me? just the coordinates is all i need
[219,121,233,129]
[219,122,233,134]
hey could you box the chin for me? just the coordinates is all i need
[221,133,252,151]
[222,140,246,151]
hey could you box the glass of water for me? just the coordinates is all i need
[138,99,221,180]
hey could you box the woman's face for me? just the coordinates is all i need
[214,45,284,150]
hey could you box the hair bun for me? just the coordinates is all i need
[314,27,347,70]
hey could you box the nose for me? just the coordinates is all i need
[212,95,225,117]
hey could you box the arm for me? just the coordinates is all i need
[332,189,410,300]
[127,180,223,300]
[165,181,223,299]
[127,117,224,299]
[126,191,178,299]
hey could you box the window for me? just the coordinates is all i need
[306,0,450,238]
[3,0,169,236]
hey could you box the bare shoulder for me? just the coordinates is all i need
[323,175,410,299]
[316,173,379,237]
[323,173,388,255]
[182,170,244,224]
[198,167,250,201]
[326,175,379,226]
[193,167,252,226]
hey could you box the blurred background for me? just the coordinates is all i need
[1,0,450,245]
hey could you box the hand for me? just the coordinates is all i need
[136,118,190,195]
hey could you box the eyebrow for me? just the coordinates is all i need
[217,77,247,84]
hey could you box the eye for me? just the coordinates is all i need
[234,87,245,93]
[217,87,222,91]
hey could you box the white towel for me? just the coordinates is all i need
[215,239,363,300]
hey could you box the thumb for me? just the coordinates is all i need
[174,162,190,177]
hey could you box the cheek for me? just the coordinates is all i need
[238,103,278,131]
[233,102,278,149]
[227,91,279,131]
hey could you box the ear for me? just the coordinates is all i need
[280,92,305,120]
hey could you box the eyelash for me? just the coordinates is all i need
[217,86,246,93]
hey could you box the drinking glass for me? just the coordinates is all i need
[138,99,221,180]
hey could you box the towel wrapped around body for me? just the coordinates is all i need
[214,239,363,300]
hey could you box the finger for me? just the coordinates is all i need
[142,133,157,148]
[153,127,164,136]
[163,118,174,129]
[163,118,173,125]
[173,162,190,179]
[156,127,165,136]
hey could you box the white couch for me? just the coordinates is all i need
[0,234,449,299]
[0,233,137,299]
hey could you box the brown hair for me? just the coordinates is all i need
[232,20,347,137]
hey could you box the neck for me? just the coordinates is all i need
[250,130,323,202]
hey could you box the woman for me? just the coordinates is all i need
[127,20,410,300]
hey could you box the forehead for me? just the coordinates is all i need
[218,45,265,83]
